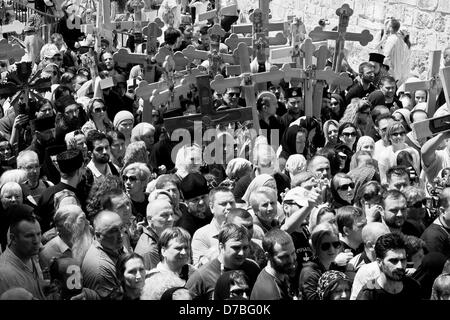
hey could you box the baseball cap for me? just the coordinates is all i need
[283,187,310,207]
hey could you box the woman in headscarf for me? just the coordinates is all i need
[323,120,339,149]
[242,174,277,206]
[330,173,355,209]
[113,110,134,146]
[392,108,412,132]
[328,93,345,121]
[278,125,307,172]
[316,270,352,300]
[412,252,447,299]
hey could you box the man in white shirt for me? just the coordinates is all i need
[373,114,395,162]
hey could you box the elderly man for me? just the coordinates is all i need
[81,210,125,300]
[40,205,92,271]
[134,199,174,270]
[17,150,53,206]
[192,187,236,267]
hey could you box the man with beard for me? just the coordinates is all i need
[356,233,421,300]
[85,130,120,183]
[345,62,376,104]
[135,199,174,270]
[54,95,84,145]
[186,223,260,300]
[39,205,93,271]
[27,115,57,164]
[369,53,390,88]
[250,229,297,300]
[177,172,212,236]
[280,87,304,137]
[380,189,407,234]
[37,149,85,233]
[367,76,403,113]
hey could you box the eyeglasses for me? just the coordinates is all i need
[93,107,106,113]
[338,182,355,191]
[391,131,406,137]
[342,131,357,137]
[123,175,138,182]
[320,241,341,251]
[411,199,427,208]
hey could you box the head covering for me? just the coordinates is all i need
[369,53,385,65]
[317,270,351,300]
[283,187,309,207]
[348,166,378,198]
[113,110,134,128]
[242,174,275,205]
[356,136,375,152]
[160,287,186,301]
[285,154,307,175]
[180,172,210,200]
[412,102,428,113]
[42,44,60,59]
[131,122,155,140]
[55,95,77,114]
[284,87,302,99]
[56,149,83,174]
[291,170,315,187]
[33,115,55,132]
[323,119,339,146]
[280,125,303,159]
[392,108,412,128]
[225,158,252,181]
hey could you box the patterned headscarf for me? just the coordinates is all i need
[316,270,351,300]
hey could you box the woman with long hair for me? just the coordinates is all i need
[116,252,146,300]
[81,98,113,135]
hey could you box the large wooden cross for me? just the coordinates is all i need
[308,3,373,73]
[210,42,288,133]
[280,39,352,117]
[163,74,256,150]
[404,50,441,116]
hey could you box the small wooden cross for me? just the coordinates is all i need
[308,3,373,73]
[405,50,441,116]
[198,0,237,25]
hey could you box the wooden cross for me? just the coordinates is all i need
[404,50,441,116]
[142,19,164,57]
[312,45,332,119]
[308,3,373,73]
[210,43,288,133]
[279,39,352,117]
[163,74,256,149]
[197,0,237,25]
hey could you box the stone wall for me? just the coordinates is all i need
[243,0,450,79]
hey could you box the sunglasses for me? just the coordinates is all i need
[330,101,339,106]
[321,241,341,251]
[391,131,406,137]
[123,175,138,182]
[338,182,355,191]
[411,199,427,208]
[227,92,239,97]
[93,107,106,113]
[342,132,357,137]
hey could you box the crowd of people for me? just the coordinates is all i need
[1,0,450,301]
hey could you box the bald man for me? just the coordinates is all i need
[81,211,124,300]
[134,199,174,270]
[349,222,390,300]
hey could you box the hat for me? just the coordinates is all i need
[317,270,350,300]
[369,53,385,65]
[33,115,55,132]
[283,186,310,207]
[285,87,302,99]
[56,149,83,174]
[55,95,77,114]
[43,45,61,59]
[113,110,134,128]
[180,172,210,200]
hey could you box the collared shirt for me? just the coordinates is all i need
[134,226,159,270]
[39,235,71,273]
[191,218,221,267]
[87,160,113,181]
[0,247,47,299]
[81,240,123,300]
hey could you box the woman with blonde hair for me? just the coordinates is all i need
[122,162,152,221]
